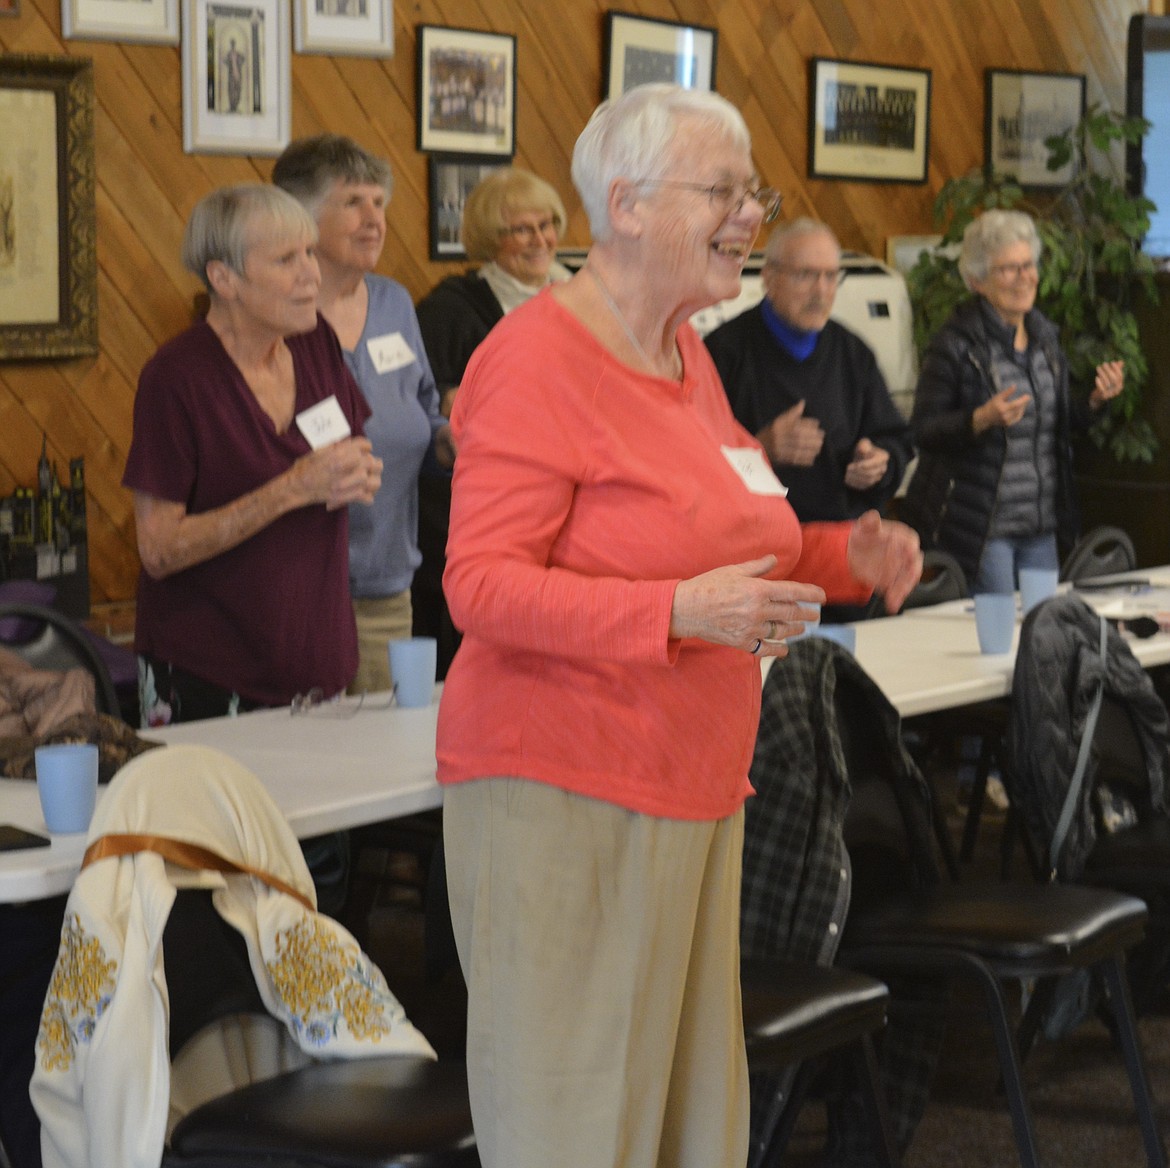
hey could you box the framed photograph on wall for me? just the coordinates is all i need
[428,154,509,261]
[985,69,1085,188]
[602,11,716,102]
[0,55,98,360]
[885,233,946,275]
[808,57,931,183]
[293,0,393,57]
[62,0,179,43]
[181,0,290,156]
[416,25,515,158]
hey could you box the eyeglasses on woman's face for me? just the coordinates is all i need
[635,180,784,225]
[989,259,1038,282]
[499,216,559,243]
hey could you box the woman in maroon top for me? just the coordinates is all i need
[123,184,381,725]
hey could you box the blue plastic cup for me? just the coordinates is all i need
[973,593,1017,655]
[388,637,437,708]
[812,623,857,654]
[788,601,821,641]
[35,743,99,834]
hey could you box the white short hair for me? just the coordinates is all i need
[958,209,1041,288]
[182,184,317,292]
[571,84,751,242]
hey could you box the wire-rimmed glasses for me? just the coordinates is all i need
[770,266,847,290]
[499,217,559,242]
[635,180,784,224]
[289,688,396,718]
[989,259,1038,282]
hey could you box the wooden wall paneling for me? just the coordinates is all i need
[119,43,183,139]
[66,344,137,459]
[1059,0,1129,105]
[0,355,137,601]
[93,146,189,346]
[0,0,1151,605]
[0,385,54,487]
[810,0,864,56]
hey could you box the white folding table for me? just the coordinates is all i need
[0,691,442,903]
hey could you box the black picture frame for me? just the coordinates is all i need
[416,24,516,158]
[602,10,717,102]
[428,154,511,261]
[985,68,1086,189]
[0,55,97,361]
[808,57,931,184]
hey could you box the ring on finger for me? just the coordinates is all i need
[750,638,763,655]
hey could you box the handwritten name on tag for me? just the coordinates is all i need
[296,396,351,450]
[720,446,788,496]
[366,331,417,374]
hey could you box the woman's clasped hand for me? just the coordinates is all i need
[293,436,382,511]
[670,555,824,656]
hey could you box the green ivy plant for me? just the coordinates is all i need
[905,105,1159,463]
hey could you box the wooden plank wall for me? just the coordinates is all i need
[0,0,1147,604]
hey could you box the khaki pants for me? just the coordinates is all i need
[443,778,748,1168]
[350,590,413,694]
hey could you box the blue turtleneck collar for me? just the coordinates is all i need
[760,297,820,362]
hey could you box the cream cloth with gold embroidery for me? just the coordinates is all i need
[30,743,435,1168]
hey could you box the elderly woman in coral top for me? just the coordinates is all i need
[436,84,922,1168]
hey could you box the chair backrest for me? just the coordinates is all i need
[164,888,268,1060]
[743,638,942,960]
[1059,525,1137,583]
[831,656,945,910]
[901,550,968,611]
[0,602,120,716]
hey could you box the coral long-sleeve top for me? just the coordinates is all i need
[436,292,869,821]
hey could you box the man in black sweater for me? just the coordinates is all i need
[706,218,913,527]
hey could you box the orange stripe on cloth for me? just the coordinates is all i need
[82,834,314,911]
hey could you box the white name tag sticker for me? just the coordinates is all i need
[296,396,351,450]
[366,331,417,374]
[721,445,788,496]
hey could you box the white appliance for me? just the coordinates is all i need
[689,251,918,417]
[555,248,919,417]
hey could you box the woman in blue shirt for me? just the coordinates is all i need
[275,135,454,692]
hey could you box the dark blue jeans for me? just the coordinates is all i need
[973,533,1059,594]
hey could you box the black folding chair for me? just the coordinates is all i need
[0,601,120,717]
[824,638,1166,1168]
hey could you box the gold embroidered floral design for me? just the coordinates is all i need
[266,917,395,1046]
[37,914,118,1072]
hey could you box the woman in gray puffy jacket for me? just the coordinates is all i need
[902,209,1124,592]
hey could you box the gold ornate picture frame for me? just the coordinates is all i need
[0,55,97,361]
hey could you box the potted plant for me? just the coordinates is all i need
[906,105,1158,464]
